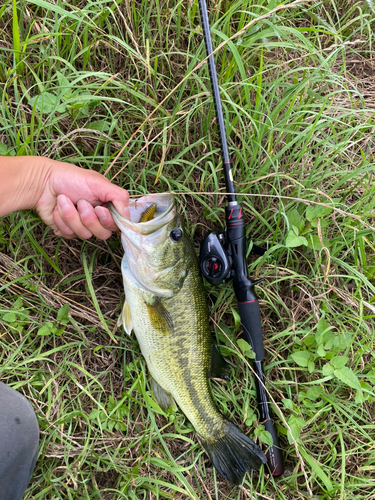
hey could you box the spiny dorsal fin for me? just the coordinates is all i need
[208,343,230,380]
[151,377,176,411]
[146,297,174,334]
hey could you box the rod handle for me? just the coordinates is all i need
[237,300,265,361]
[263,413,284,476]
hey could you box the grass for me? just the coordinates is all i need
[1,0,375,498]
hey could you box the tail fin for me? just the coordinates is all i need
[201,422,267,484]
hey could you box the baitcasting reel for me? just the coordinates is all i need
[200,229,267,287]
[200,230,233,286]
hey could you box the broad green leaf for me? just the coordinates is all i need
[287,208,304,231]
[306,386,322,401]
[87,120,111,132]
[37,322,54,336]
[307,360,315,373]
[57,303,69,324]
[108,419,116,431]
[0,143,10,155]
[287,414,305,442]
[305,205,333,222]
[3,312,17,322]
[259,430,274,446]
[291,350,312,367]
[333,333,352,352]
[107,395,116,411]
[334,367,361,390]
[237,338,255,358]
[282,398,294,410]
[311,218,329,229]
[304,334,315,347]
[14,297,23,309]
[316,344,326,358]
[316,316,332,345]
[330,355,348,369]
[29,92,66,114]
[322,363,334,376]
[285,230,308,248]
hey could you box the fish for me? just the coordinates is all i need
[108,194,266,484]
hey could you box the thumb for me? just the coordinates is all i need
[111,194,130,219]
[99,182,130,219]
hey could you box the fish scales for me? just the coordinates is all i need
[123,248,221,436]
[109,194,266,484]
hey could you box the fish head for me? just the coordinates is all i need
[108,194,193,297]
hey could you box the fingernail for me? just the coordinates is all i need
[95,206,108,221]
[78,199,91,215]
[57,195,70,210]
[123,206,130,219]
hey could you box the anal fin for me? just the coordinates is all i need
[208,343,230,380]
[151,378,176,412]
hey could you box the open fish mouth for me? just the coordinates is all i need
[108,194,182,296]
[114,194,176,234]
[108,193,177,255]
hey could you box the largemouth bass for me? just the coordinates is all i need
[109,194,266,484]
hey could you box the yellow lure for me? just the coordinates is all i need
[139,203,157,223]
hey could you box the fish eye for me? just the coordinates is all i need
[170,228,182,241]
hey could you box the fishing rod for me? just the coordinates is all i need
[197,0,284,476]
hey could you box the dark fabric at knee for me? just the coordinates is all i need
[0,382,39,500]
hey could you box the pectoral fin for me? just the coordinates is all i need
[146,297,174,334]
[208,343,230,380]
[119,300,133,335]
[151,378,176,411]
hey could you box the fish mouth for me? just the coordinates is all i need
[108,194,180,297]
[108,194,175,235]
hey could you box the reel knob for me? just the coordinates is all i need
[202,255,224,280]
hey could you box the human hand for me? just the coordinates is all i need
[36,159,129,240]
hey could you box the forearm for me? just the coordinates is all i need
[0,156,52,217]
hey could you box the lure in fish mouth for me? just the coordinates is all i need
[109,194,266,485]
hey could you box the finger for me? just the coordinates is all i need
[57,195,93,239]
[94,206,119,232]
[91,181,130,218]
[77,200,112,240]
[52,206,77,239]
[112,200,130,219]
